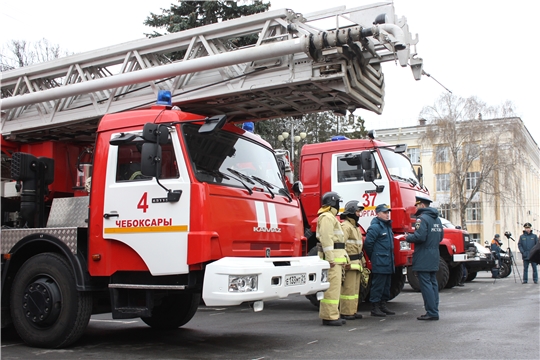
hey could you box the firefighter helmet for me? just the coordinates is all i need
[342,200,364,216]
[321,191,342,211]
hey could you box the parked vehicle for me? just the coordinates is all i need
[463,242,512,281]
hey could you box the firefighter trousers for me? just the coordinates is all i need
[319,264,344,320]
[340,266,361,315]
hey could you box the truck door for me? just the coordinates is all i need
[331,152,390,231]
[102,130,191,275]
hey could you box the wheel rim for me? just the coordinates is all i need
[21,276,62,328]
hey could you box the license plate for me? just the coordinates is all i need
[285,273,306,286]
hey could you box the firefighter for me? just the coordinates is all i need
[316,191,348,326]
[339,200,365,320]
[406,194,444,320]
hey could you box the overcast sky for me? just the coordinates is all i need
[1,0,539,144]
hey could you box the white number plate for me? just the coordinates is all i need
[285,273,306,286]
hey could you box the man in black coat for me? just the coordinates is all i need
[406,194,443,320]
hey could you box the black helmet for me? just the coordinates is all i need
[342,200,364,216]
[321,191,342,211]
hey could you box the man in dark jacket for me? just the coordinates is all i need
[518,223,538,284]
[364,204,395,317]
[406,194,443,320]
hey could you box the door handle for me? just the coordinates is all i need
[103,213,119,219]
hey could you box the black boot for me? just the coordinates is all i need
[380,302,395,315]
[322,319,344,326]
[371,302,386,317]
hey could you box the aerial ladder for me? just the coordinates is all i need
[1,2,422,144]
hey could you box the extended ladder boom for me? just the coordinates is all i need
[0,3,423,142]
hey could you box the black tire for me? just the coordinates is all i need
[499,262,512,278]
[466,271,478,282]
[445,264,464,289]
[407,266,421,291]
[10,253,92,348]
[141,293,200,330]
[407,257,450,292]
[389,269,405,300]
[436,258,450,291]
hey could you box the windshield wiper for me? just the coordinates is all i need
[226,168,255,184]
[250,175,276,199]
[223,168,254,195]
[252,176,293,203]
[407,177,418,186]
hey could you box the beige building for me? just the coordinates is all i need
[374,117,540,252]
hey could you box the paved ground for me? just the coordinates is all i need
[2,261,539,360]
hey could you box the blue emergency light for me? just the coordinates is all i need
[331,135,349,141]
[156,90,172,106]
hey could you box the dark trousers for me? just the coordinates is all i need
[369,273,391,303]
[417,271,439,317]
[523,260,538,283]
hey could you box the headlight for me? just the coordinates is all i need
[228,275,258,292]
[478,252,486,259]
[321,269,329,283]
[400,241,411,250]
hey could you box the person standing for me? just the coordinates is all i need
[491,234,503,269]
[339,200,365,320]
[364,204,395,317]
[518,223,538,284]
[406,194,443,321]
[316,191,349,326]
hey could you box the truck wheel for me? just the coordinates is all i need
[466,271,477,282]
[407,267,421,292]
[141,293,200,330]
[445,264,464,288]
[389,270,405,300]
[10,253,92,348]
[407,258,450,292]
[499,262,512,278]
[436,258,450,291]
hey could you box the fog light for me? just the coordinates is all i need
[253,301,264,312]
[228,275,258,292]
[321,269,329,283]
[316,291,325,301]
[400,241,411,250]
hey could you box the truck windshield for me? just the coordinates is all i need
[379,148,419,185]
[183,124,285,193]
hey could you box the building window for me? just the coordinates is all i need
[466,202,482,221]
[464,144,480,161]
[438,203,451,221]
[436,173,450,192]
[470,233,481,244]
[466,172,480,190]
[407,147,420,164]
[435,146,449,163]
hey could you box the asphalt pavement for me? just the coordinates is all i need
[2,259,539,360]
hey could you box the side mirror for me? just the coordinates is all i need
[199,115,227,134]
[141,143,162,178]
[143,123,169,144]
[360,151,374,170]
[364,169,375,182]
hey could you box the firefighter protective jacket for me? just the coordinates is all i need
[316,207,347,264]
[341,217,364,270]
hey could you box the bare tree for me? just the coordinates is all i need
[419,93,524,228]
[1,38,70,71]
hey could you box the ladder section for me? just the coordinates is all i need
[1,3,422,142]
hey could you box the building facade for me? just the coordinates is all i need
[375,117,540,252]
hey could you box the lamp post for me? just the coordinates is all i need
[277,127,306,162]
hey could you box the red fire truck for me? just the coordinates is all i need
[299,132,472,301]
[1,4,422,348]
